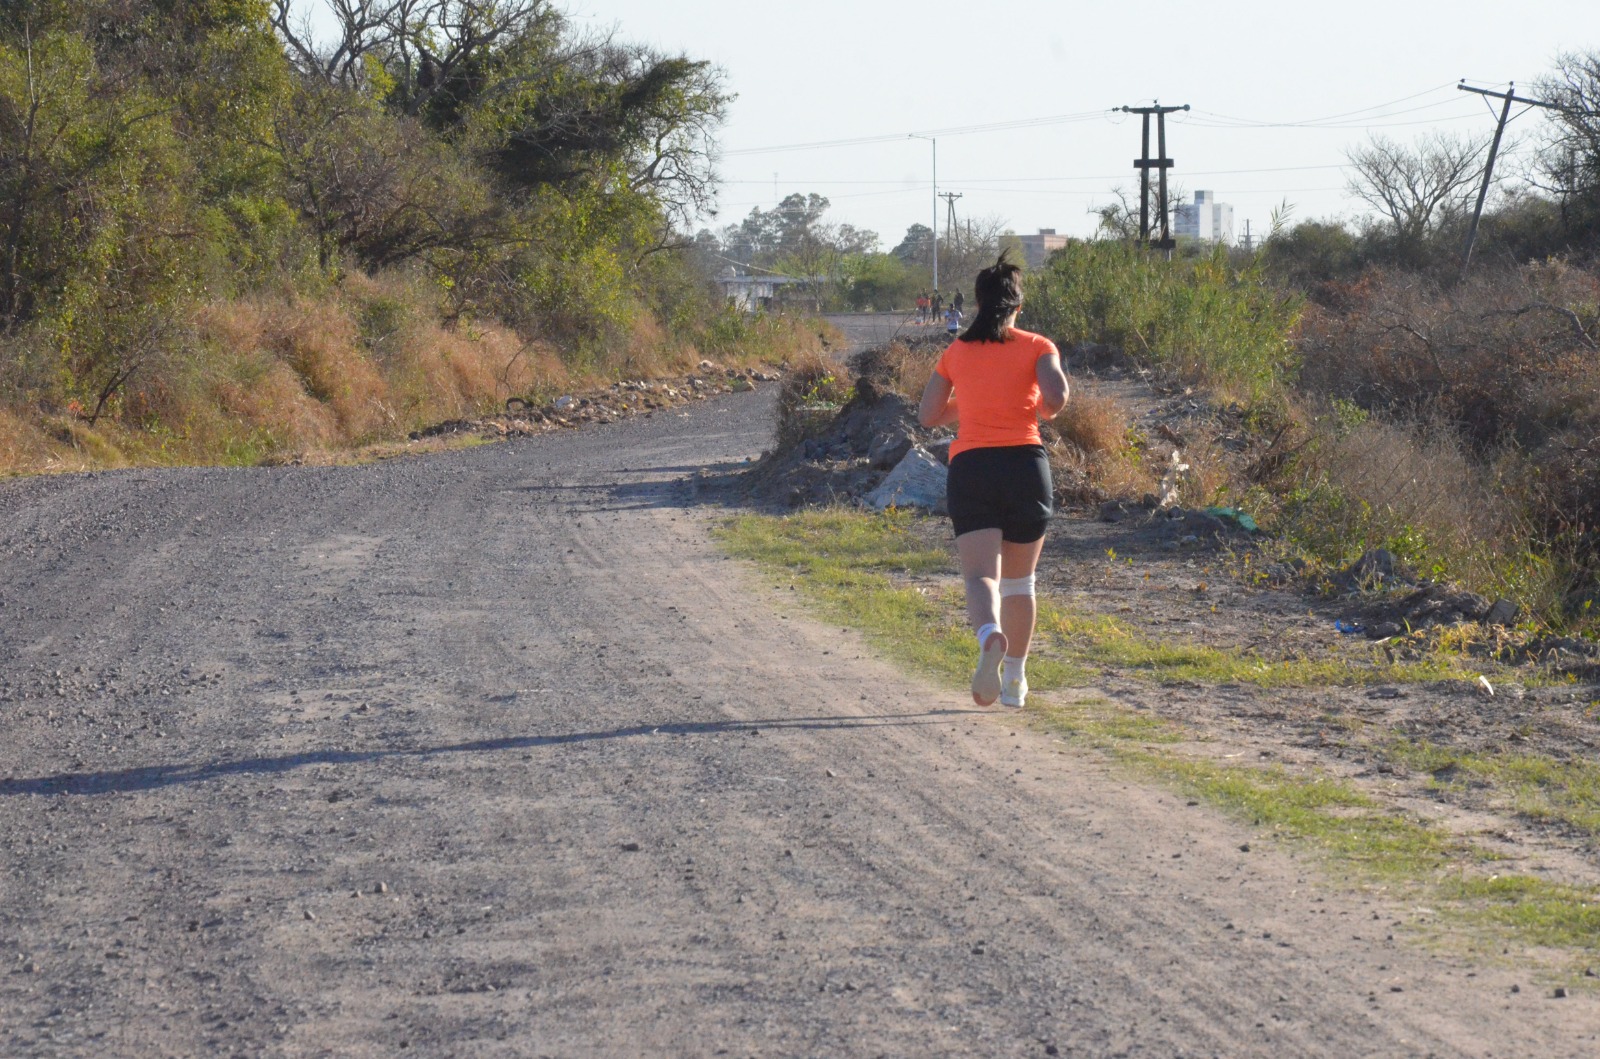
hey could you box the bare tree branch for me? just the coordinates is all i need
[1480,301,1599,350]
[1345,132,1489,249]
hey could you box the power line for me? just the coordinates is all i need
[1180,106,1483,131]
[723,84,1487,160]
[1184,86,1468,128]
[715,163,1353,188]
[723,109,1109,157]
[712,183,1353,211]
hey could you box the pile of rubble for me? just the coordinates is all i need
[408,362,781,442]
[743,376,955,511]
[1320,548,1523,640]
[1312,549,1600,674]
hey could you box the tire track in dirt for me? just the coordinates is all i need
[0,390,1593,1057]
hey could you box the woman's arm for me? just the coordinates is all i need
[918,371,958,428]
[1036,352,1069,420]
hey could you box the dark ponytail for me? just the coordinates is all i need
[958,249,1024,344]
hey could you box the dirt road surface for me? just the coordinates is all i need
[2,374,1595,1056]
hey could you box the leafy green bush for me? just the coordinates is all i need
[1025,241,1303,400]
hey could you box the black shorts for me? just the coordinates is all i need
[946,445,1053,542]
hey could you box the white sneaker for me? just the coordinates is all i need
[971,632,1007,706]
[1000,677,1028,708]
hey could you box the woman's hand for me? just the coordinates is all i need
[919,372,958,428]
[1036,352,1069,420]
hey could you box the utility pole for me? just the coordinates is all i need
[909,134,938,291]
[1457,81,1559,278]
[939,191,963,246]
[1120,102,1189,257]
[1240,219,1254,252]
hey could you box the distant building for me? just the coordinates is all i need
[1174,191,1235,245]
[1015,229,1069,269]
[715,272,808,311]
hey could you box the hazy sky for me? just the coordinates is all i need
[558,0,1594,247]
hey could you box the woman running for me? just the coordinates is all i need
[918,252,1068,707]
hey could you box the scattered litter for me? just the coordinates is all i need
[1477,675,1495,698]
[1157,449,1190,508]
[1202,506,1259,533]
[1334,620,1366,636]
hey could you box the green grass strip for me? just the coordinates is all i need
[1387,739,1600,838]
[721,509,1467,690]
[716,509,1087,688]
[718,508,1600,960]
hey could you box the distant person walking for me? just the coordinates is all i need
[945,306,961,334]
[918,252,1068,708]
[931,291,944,320]
[916,292,930,324]
[953,290,964,313]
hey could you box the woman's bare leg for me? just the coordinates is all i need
[999,536,1046,659]
[955,528,1003,635]
[955,528,1007,704]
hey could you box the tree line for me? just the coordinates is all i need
[691,193,1014,312]
[1265,53,1600,281]
[0,0,736,420]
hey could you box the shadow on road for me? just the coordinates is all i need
[0,709,986,798]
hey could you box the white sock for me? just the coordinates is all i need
[976,622,1001,649]
[1003,656,1027,684]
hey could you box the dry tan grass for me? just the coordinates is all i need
[777,349,854,449]
[0,271,840,477]
[885,341,941,397]
[1173,433,1231,508]
[1042,388,1160,505]
[1267,405,1554,603]
[1051,391,1128,458]
[1321,417,1519,558]
[0,410,84,476]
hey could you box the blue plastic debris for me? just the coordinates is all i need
[1202,506,1259,533]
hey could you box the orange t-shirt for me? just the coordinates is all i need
[934,328,1060,459]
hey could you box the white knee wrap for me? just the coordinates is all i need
[999,575,1036,598]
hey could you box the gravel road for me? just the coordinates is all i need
[1,387,1594,1057]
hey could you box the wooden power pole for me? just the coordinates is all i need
[939,191,963,247]
[1457,80,1559,278]
[1120,102,1189,256]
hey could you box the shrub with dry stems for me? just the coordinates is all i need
[1271,406,1555,603]
[776,351,853,449]
[1051,391,1127,458]
[1042,388,1159,506]
[1297,262,1600,454]
[1290,260,1600,612]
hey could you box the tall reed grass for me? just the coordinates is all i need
[1025,242,1303,401]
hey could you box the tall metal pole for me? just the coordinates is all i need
[910,134,937,292]
[1457,81,1559,279]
